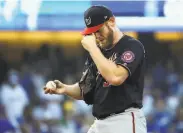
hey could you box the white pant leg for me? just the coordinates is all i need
[130,109,147,133]
[90,108,147,133]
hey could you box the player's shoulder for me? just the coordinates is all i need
[124,35,144,47]
[118,35,145,52]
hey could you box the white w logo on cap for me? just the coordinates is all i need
[85,17,91,26]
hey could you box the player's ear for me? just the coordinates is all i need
[108,17,115,27]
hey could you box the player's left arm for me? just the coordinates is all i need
[89,42,144,86]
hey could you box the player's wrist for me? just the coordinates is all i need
[62,84,68,95]
[89,45,99,55]
[63,88,67,95]
[62,83,75,95]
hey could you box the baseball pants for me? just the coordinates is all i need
[87,108,147,133]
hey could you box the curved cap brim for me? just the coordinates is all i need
[81,23,104,35]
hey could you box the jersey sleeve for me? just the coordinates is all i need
[115,42,145,76]
[79,58,90,96]
[78,57,96,105]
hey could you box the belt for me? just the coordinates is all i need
[95,109,126,120]
[95,105,141,120]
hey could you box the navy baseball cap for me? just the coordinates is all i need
[82,5,113,35]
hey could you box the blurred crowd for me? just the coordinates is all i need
[0,43,182,133]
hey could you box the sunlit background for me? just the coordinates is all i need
[0,0,182,133]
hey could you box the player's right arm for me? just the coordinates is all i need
[44,80,83,100]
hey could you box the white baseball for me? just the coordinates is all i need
[46,81,56,89]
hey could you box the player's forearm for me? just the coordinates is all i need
[65,83,83,100]
[89,47,117,83]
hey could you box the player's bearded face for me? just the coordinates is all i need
[95,24,113,49]
[105,25,113,48]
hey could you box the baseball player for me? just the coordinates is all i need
[44,5,147,133]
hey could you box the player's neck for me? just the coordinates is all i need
[113,30,124,45]
[104,31,124,51]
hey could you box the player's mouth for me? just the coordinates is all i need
[97,38,105,43]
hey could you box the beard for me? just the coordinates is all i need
[106,29,113,49]
[101,29,113,50]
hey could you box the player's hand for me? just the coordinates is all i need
[81,34,98,52]
[43,80,66,95]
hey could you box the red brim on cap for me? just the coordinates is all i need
[81,23,104,35]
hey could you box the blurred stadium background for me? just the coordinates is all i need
[0,0,182,133]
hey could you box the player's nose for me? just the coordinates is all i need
[95,33,103,41]
[95,32,100,38]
